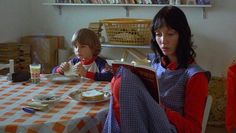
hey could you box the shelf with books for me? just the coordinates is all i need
[43,3,212,18]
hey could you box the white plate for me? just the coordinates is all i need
[68,89,111,103]
[32,94,61,104]
[45,74,79,83]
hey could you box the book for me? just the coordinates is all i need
[112,61,160,104]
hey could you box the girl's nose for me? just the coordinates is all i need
[160,35,168,44]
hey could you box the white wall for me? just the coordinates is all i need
[0,0,31,42]
[1,0,236,77]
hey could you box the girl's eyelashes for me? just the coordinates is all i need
[155,31,176,37]
[168,30,177,35]
[79,45,86,48]
[155,32,162,37]
[74,43,87,49]
[168,33,175,36]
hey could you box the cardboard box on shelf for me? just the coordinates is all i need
[20,35,64,74]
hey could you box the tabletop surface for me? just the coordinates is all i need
[0,75,110,133]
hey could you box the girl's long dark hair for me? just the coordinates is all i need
[151,6,196,68]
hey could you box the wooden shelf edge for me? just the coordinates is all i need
[43,3,212,8]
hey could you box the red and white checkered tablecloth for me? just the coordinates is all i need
[0,76,110,133]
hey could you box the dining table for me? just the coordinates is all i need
[0,75,111,133]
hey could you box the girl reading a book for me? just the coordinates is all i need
[103,6,211,133]
[52,28,113,81]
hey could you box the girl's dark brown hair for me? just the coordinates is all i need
[151,6,196,68]
[71,28,101,56]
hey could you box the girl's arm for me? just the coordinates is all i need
[86,63,113,81]
[86,58,113,81]
[52,66,63,74]
[52,57,80,74]
[94,69,113,81]
[164,72,208,133]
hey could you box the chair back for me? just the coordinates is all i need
[0,59,14,74]
[202,95,213,133]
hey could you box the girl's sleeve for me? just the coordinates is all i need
[52,66,63,74]
[165,72,208,133]
[94,70,113,81]
[51,58,79,74]
[92,58,113,81]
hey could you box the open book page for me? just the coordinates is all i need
[112,61,160,104]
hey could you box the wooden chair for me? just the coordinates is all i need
[0,59,14,74]
[202,95,213,133]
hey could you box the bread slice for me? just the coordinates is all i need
[80,90,104,101]
[64,63,78,76]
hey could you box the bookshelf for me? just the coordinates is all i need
[43,3,212,18]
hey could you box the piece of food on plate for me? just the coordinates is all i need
[80,89,104,101]
[64,63,79,76]
[27,102,49,111]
